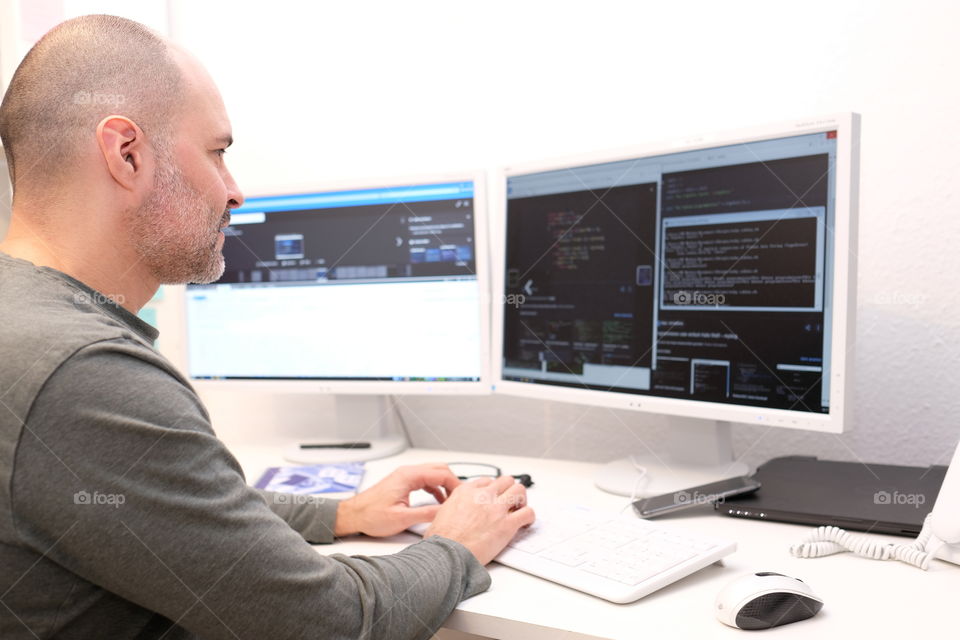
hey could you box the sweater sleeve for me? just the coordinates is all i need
[11,339,490,640]
[255,489,341,544]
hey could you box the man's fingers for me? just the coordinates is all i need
[491,474,516,494]
[403,504,442,526]
[508,505,536,528]
[498,481,527,510]
[424,486,447,504]
[401,463,452,472]
[408,466,461,495]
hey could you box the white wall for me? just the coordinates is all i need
[43,1,960,468]
[0,0,169,89]
[0,0,20,91]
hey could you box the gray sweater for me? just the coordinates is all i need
[0,252,490,639]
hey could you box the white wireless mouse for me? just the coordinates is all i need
[715,572,823,630]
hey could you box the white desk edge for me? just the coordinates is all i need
[232,445,956,640]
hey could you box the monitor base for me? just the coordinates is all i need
[593,418,749,497]
[282,395,409,464]
[594,456,749,497]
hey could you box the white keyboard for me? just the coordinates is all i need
[410,502,735,604]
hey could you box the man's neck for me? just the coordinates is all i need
[0,228,158,313]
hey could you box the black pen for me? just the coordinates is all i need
[299,442,372,450]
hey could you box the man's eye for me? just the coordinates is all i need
[215,149,227,157]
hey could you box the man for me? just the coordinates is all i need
[0,14,534,640]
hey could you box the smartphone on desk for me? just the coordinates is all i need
[633,476,761,518]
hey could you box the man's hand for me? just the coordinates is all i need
[334,464,460,537]
[425,475,535,565]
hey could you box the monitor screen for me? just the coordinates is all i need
[497,116,858,431]
[185,178,488,390]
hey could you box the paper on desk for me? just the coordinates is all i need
[254,462,365,494]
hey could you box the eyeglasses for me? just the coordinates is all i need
[448,462,534,488]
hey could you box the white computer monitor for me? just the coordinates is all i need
[492,114,860,495]
[184,173,491,462]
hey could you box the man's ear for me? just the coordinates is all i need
[95,116,147,191]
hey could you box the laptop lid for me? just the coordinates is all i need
[720,456,947,536]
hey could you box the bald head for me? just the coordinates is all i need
[0,15,243,299]
[0,14,182,195]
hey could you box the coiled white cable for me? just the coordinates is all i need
[790,513,939,570]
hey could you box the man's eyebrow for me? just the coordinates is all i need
[214,134,234,148]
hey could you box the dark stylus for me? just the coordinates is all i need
[299,442,372,449]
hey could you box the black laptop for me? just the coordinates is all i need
[719,456,947,537]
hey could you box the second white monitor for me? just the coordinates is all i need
[492,114,859,437]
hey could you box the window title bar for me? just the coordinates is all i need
[234,182,475,214]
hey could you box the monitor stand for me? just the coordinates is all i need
[594,418,749,497]
[283,395,408,464]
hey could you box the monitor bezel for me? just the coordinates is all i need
[491,113,859,432]
[183,171,493,396]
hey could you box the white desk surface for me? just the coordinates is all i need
[232,444,957,640]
